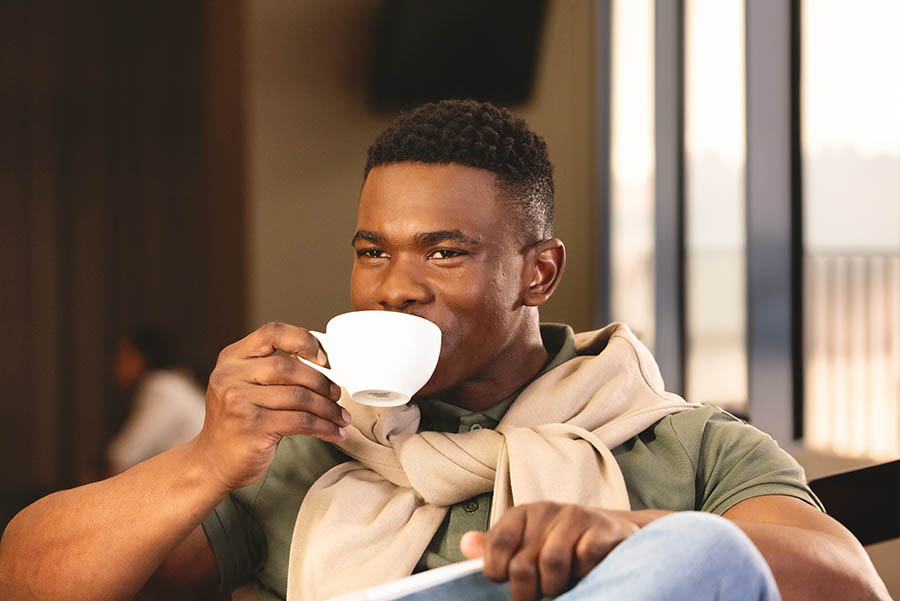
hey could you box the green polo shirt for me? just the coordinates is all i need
[202,324,821,600]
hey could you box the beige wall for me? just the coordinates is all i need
[245,0,597,333]
[515,0,596,333]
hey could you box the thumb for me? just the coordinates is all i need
[460,530,486,559]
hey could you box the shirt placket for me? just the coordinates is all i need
[444,416,494,549]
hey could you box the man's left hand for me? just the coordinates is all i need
[460,502,663,601]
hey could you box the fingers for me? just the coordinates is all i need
[246,385,349,427]
[507,503,560,601]
[208,355,343,412]
[460,531,486,559]
[483,503,554,601]
[538,512,585,598]
[207,322,353,447]
[216,383,349,442]
[219,322,325,362]
[199,323,348,491]
[481,503,641,601]
[262,406,348,442]
[244,354,341,398]
[482,506,527,582]
[572,513,639,581]
[508,544,542,601]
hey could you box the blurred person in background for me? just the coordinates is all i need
[106,326,206,475]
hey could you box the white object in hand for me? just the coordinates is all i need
[297,311,442,407]
[324,558,502,601]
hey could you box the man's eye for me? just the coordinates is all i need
[356,248,385,259]
[427,249,465,260]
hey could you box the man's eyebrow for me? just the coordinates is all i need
[350,230,384,245]
[351,229,481,247]
[414,230,481,247]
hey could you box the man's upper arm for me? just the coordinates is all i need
[723,494,852,540]
[721,495,890,601]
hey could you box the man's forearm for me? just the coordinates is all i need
[0,439,227,601]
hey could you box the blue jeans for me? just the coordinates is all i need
[558,511,781,601]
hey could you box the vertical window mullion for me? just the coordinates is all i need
[654,0,686,394]
[746,0,797,447]
[594,0,613,328]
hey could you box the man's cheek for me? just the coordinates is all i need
[433,326,467,368]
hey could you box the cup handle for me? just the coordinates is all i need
[295,331,340,385]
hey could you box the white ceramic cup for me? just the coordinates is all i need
[295,311,442,407]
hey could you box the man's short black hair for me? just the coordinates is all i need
[364,99,554,241]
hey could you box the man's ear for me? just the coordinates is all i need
[523,238,566,307]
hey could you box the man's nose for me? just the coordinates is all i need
[376,257,433,310]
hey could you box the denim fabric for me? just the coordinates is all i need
[558,511,781,601]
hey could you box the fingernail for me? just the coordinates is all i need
[341,408,351,424]
[316,348,327,366]
[338,427,347,439]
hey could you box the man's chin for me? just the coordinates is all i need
[411,383,440,401]
[411,374,453,402]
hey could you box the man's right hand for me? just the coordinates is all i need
[196,321,350,492]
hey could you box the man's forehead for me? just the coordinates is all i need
[354,162,511,244]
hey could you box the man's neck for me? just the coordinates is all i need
[435,325,549,413]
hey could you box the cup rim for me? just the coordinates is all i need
[326,310,441,335]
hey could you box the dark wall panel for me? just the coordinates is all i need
[0,1,246,506]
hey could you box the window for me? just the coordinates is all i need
[802,0,900,459]
[610,0,656,349]
[684,0,747,412]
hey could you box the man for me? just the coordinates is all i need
[0,100,888,601]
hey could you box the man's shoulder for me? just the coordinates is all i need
[651,404,775,463]
[614,404,757,471]
[614,404,818,513]
[664,404,745,445]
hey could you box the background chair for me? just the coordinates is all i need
[807,459,900,546]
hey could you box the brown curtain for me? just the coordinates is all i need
[0,0,246,502]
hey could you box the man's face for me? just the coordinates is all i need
[350,162,532,398]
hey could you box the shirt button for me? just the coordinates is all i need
[469,423,484,431]
[464,501,479,513]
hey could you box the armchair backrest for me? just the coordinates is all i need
[807,459,900,546]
